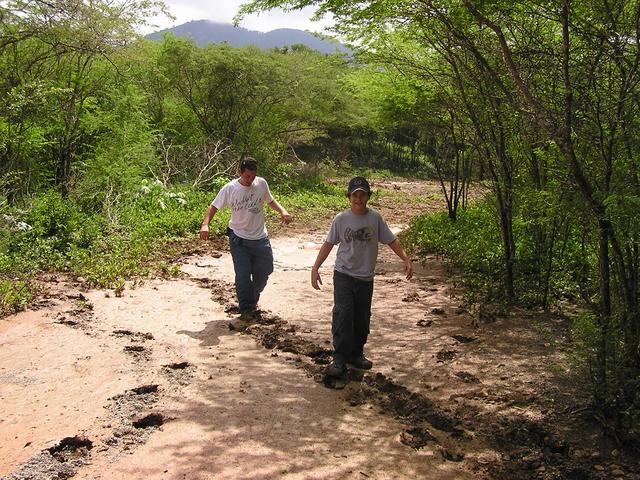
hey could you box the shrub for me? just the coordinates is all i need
[23,190,104,252]
[0,279,35,317]
[405,201,502,300]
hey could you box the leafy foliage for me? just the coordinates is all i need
[405,200,503,301]
[0,279,34,317]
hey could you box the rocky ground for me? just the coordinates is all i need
[0,180,638,480]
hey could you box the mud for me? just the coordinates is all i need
[4,436,93,480]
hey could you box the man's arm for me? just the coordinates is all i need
[199,205,218,240]
[268,199,292,225]
[387,239,413,280]
[311,241,335,290]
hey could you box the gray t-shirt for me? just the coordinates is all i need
[326,208,396,281]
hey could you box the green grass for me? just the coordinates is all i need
[275,183,346,225]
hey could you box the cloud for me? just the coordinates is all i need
[146,0,333,33]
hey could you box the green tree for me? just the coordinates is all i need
[0,0,167,199]
[150,34,362,176]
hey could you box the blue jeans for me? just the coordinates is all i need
[332,270,374,365]
[227,228,274,312]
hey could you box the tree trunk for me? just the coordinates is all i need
[596,219,611,395]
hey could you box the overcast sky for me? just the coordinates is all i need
[146,0,333,33]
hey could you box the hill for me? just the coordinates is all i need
[146,20,350,55]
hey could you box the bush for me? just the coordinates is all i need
[0,183,222,297]
[0,279,35,317]
[406,196,598,309]
[24,190,104,252]
[569,311,601,368]
[120,180,227,238]
[404,200,503,300]
[570,310,640,434]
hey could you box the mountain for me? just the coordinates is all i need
[146,20,350,55]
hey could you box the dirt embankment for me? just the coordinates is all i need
[0,180,637,480]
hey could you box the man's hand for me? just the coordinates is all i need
[200,224,210,241]
[387,239,413,281]
[281,212,293,225]
[404,258,413,280]
[200,206,217,240]
[311,267,322,290]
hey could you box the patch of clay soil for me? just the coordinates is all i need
[1,179,638,480]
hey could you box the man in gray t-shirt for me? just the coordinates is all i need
[327,208,397,281]
[311,176,413,379]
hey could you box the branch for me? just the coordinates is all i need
[461,0,552,134]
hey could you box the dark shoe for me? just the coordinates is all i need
[348,355,373,370]
[239,310,255,321]
[325,361,347,378]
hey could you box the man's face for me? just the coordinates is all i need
[239,169,257,186]
[349,189,369,213]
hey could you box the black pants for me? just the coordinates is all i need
[332,270,374,364]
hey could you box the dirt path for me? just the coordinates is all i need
[1,180,638,480]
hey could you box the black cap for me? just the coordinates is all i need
[240,157,258,171]
[347,176,371,196]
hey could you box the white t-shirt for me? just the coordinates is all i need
[326,208,396,281]
[211,176,274,240]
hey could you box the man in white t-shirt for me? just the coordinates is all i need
[200,157,292,320]
[311,176,413,378]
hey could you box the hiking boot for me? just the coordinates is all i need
[239,310,255,321]
[347,355,373,370]
[325,361,347,378]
